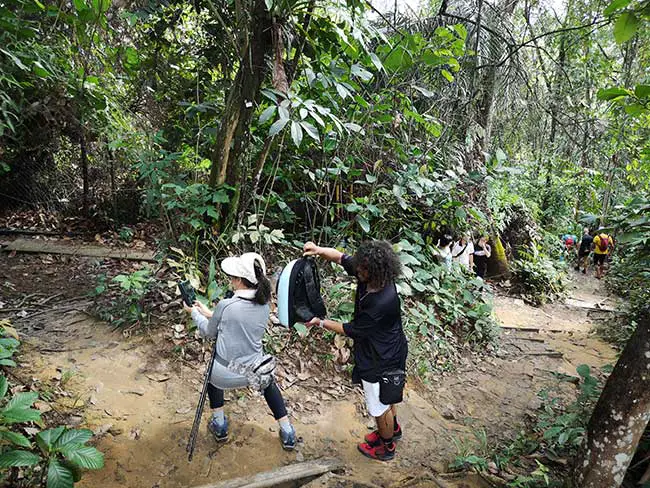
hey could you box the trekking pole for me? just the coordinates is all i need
[186,340,217,462]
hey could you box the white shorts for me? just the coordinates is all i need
[362,380,390,417]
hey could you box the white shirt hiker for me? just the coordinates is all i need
[452,240,474,269]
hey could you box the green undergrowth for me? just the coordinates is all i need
[510,245,568,306]
[0,320,103,488]
[92,233,500,381]
[450,365,604,487]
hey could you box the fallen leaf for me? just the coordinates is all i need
[175,406,192,415]
[129,427,141,440]
[34,401,52,413]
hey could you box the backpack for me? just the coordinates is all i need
[565,236,574,247]
[597,234,610,252]
[276,258,326,328]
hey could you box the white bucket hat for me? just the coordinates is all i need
[221,252,267,284]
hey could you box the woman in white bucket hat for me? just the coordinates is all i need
[184,252,296,450]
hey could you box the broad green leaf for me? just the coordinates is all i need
[290,120,303,147]
[72,0,86,12]
[2,406,41,424]
[604,0,632,15]
[0,376,7,399]
[3,392,38,413]
[0,429,31,447]
[596,87,630,100]
[300,121,319,142]
[453,24,467,39]
[383,46,413,72]
[278,105,290,121]
[369,53,383,72]
[0,49,28,71]
[293,322,309,337]
[634,84,650,98]
[356,215,370,233]
[351,63,373,81]
[625,104,646,116]
[268,118,288,137]
[344,122,364,133]
[55,429,93,449]
[576,364,591,378]
[441,69,454,82]
[47,458,74,488]
[614,12,639,44]
[36,427,65,453]
[0,450,40,468]
[60,445,104,470]
[258,105,276,124]
[543,426,564,439]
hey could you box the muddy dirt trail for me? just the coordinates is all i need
[3,254,618,488]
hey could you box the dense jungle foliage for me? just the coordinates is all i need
[1,0,649,485]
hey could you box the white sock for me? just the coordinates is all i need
[212,409,225,425]
[279,418,292,433]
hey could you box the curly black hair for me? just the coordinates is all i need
[353,240,402,289]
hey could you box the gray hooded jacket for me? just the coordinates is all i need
[191,291,269,389]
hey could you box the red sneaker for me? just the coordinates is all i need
[364,424,403,446]
[357,441,396,461]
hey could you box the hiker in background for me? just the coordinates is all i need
[575,227,593,274]
[437,234,453,270]
[562,233,577,253]
[303,240,408,462]
[184,253,297,450]
[473,236,491,278]
[561,233,578,263]
[592,227,613,279]
[452,233,474,271]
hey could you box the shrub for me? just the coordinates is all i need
[511,247,567,305]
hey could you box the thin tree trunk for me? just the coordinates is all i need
[601,154,616,226]
[237,1,316,222]
[208,0,272,193]
[80,132,89,215]
[108,146,117,222]
[574,308,650,487]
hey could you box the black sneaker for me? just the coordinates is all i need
[279,426,296,450]
[207,416,229,442]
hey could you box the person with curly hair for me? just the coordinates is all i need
[303,240,408,461]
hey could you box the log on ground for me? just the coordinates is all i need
[190,458,344,488]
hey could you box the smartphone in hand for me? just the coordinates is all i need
[178,281,196,307]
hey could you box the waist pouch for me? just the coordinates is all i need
[216,353,276,392]
[379,369,406,405]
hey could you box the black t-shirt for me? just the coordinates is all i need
[340,255,408,383]
[579,235,594,254]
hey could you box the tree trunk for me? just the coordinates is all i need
[601,154,616,226]
[208,0,273,224]
[80,132,89,215]
[574,308,650,487]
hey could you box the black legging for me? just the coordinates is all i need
[207,381,288,420]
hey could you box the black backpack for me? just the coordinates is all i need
[276,258,327,327]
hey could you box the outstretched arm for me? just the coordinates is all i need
[303,242,343,264]
[306,317,345,335]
